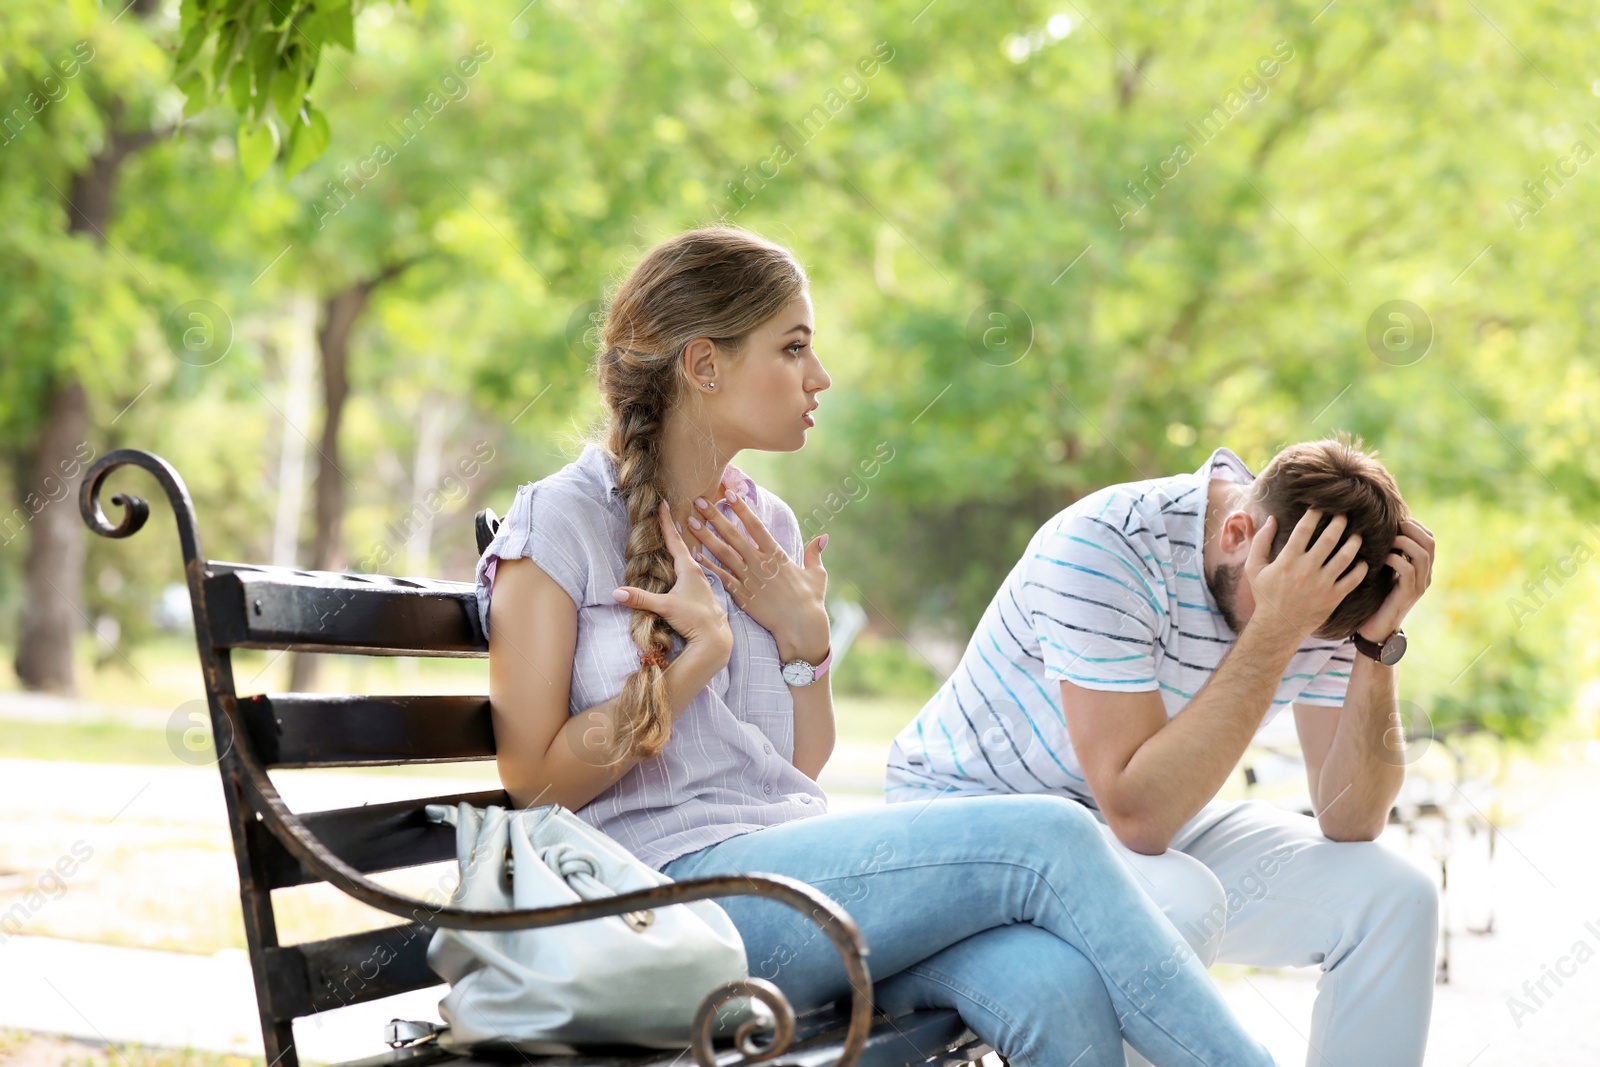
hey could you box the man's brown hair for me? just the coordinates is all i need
[1249,433,1408,640]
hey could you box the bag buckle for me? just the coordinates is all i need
[385,1019,444,1048]
[623,909,656,932]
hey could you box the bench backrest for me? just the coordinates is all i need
[80,450,509,1067]
[211,562,505,1064]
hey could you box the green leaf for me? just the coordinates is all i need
[212,19,241,86]
[178,71,211,119]
[227,54,252,112]
[267,0,303,30]
[172,16,213,81]
[248,32,278,121]
[237,119,280,180]
[321,0,355,51]
[283,104,330,177]
[270,58,306,119]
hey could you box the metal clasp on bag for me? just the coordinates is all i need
[385,1019,444,1048]
[623,909,655,932]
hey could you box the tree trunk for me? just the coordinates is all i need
[62,126,156,237]
[13,108,155,693]
[288,264,420,691]
[271,292,318,567]
[308,283,369,575]
[12,382,91,693]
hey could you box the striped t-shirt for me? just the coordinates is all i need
[885,447,1356,805]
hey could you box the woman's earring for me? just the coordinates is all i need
[704,382,715,390]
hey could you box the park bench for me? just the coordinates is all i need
[78,448,993,1067]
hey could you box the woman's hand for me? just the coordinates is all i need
[611,501,733,660]
[688,489,830,664]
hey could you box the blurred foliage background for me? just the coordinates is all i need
[2,0,1598,744]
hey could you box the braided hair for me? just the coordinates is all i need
[593,226,807,759]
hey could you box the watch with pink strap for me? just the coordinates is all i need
[780,648,832,687]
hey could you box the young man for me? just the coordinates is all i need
[887,437,1439,1067]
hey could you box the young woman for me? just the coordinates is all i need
[477,226,1275,1067]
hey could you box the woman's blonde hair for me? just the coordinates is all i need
[595,226,807,760]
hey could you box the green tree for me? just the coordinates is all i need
[1,0,175,692]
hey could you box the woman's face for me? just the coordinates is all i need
[713,289,830,453]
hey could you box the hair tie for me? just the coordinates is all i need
[639,646,669,670]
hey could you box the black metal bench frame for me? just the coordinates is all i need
[79,449,991,1067]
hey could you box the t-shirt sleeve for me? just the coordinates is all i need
[1022,514,1162,691]
[765,492,804,563]
[474,481,590,635]
[1294,640,1356,707]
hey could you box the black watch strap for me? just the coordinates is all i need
[1352,628,1407,666]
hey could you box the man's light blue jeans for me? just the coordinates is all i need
[663,794,1276,1067]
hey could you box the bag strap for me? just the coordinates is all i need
[542,842,607,898]
[540,842,657,932]
[423,803,459,828]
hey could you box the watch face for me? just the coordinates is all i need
[1381,632,1407,666]
[782,660,815,686]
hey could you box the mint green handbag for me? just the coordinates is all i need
[424,802,768,1054]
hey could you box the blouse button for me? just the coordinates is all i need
[763,784,773,795]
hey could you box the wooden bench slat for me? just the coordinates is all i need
[324,1008,984,1067]
[241,694,496,768]
[777,1009,983,1067]
[266,923,439,1018]
[203,563,487,657]
[261,788,509,890]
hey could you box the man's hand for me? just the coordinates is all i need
[1245,509,1370,644]
[1357,517,1435,641]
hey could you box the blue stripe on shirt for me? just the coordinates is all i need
[1066,673,1159,686]
[936,715,969,779]
[1032,553,1166,618]
[975,638,1084,781]
[1061,533,1166,599]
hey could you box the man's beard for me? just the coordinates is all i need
[1207,561,1248,635]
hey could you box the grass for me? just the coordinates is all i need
[0,716,503,779]
[0,635,496,714]
[831,694,925,745]
[0,719,181,765]
[0,1031,262,1067]
[0,635,929,751]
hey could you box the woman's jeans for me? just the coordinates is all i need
[662,794,1275,1067]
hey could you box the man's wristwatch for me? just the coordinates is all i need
[1352,628,1407,666]
[781,649,833,687]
